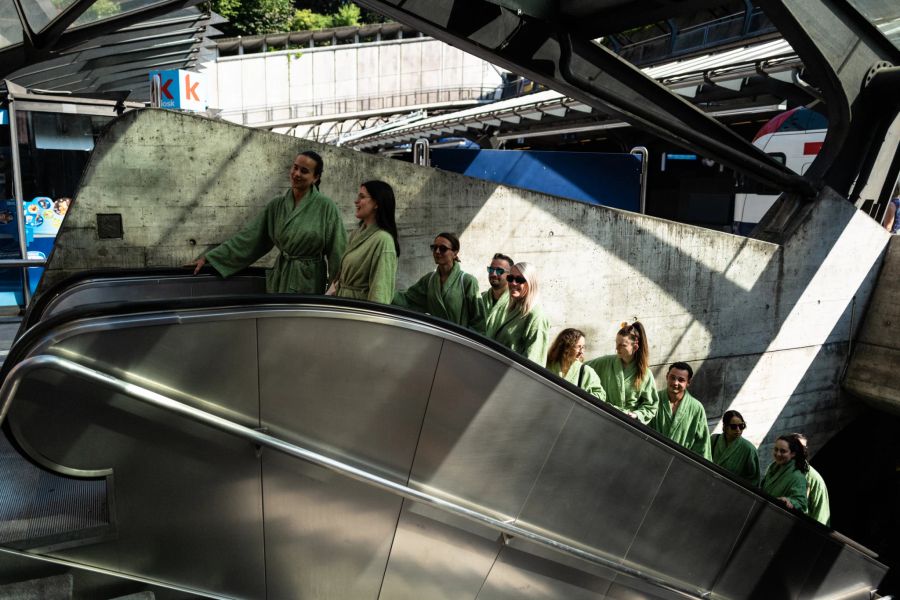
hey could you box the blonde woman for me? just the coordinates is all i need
[485,262,550,364]
[585,321,659,424]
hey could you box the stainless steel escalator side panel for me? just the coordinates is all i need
[408,339,575,521]
[798,542,891,600]
[40,274,267,322]
[378,502,503,600]
[5,366,266,599]
[262,451,404,600]
[257,315,443,598]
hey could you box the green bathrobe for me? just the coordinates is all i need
[650,390,712,460]
[482,290,510,327]
[393,262,485,332]
[204,188,347,294]
[711,434,760,486]
[761,461,808,513]
[806,465,831,526]
[486,304,550,364]
[335,224,397,304]
[547,361,607,402]
[584,355,658,424]
[481,289,505,311]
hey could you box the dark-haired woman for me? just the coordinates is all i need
[328,180,399,304]
[485,262,550,364]
[710,410,760,486]
[546,328,606,401]
[761,433,808,513]
[393,232,485,332]
[193,151,347,294]
[585,322,658,424]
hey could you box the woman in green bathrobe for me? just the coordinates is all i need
[193,151,347,294]
[485,262,550,365]
[328,180,399,304]
[761,433,809,513]
[710,409,760,486]
[585,322,658,424]
[546,328,606,401]
[393,232,485,332]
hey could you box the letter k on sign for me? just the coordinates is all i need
[184,74,200,102]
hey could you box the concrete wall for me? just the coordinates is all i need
[205,37,505,126]
[51,109,891,467]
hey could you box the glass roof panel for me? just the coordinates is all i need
[847,0,900,51]
[68,0,168,29]
[20,0,78,32]
[0,0,24,50]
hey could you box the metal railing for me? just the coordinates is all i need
[0,353,708,600]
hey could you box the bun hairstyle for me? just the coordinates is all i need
[299,150,324,188]
[361,180,401,256]
[617,321,649,389]
[436,232,461,262]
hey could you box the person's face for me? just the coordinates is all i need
[431,236,457,267]
[355,186,378,223]
[567,336,586,363]
[773,439,795,466]
[506,266,528,299]
[615,333,638,362]
[724,415,745,442]
[666,368,691,399]
[290,155,319,192]
[487,259,511,290]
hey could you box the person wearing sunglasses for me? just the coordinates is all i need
[761,433,809,513]
[482,253,514,312]
[393,232,485,332]
[546,328,606,400]
[484,262,550,364]
[192,151,347,294]
[710,409,760,486]
[327,180,399,304]
[649,362,711,459]
[585,321,658,424]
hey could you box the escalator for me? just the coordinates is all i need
[0,271,887,599]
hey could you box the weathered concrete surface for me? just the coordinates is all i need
[845,234,900,414]
[48,109,891,465]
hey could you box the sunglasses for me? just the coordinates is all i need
[487,267,507,276]
[727,423,746,431]
[506,275,527,284]
[430,244,452,254]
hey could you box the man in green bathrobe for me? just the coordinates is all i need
[650,362,711,460]
[194,153,347,294]
[482,253,514,312]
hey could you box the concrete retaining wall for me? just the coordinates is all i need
[50,109,891,466]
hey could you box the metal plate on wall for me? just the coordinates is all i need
[409,340,573,520]
[379,501,502,600]
[623,453,757,590]
[43,318,260,427]
[262,451,402,600]
[258,316,441,482]
[515,403,672,560]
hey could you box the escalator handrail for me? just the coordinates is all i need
[0,353,711,600]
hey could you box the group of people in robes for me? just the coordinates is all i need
[192,150,831,528]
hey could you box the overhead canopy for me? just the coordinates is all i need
[1,0,221,101]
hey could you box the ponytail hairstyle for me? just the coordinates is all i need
[617,321,649,389]
[508,261,539,316]
[547,328,585,370]
[361,180,400,256]
[436,232,461,262]
[299,150,324,189]
[777,433,810,474]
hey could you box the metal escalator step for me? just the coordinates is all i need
[0,573,73,600]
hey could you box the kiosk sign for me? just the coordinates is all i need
[149,70,206,112]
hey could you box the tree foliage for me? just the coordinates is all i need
[213,1,387,36]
